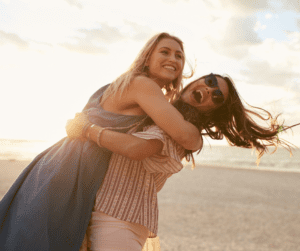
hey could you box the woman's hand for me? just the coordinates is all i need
[65,113,90,140]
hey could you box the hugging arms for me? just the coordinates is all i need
[67,72,297,166]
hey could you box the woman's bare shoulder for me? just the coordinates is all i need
[132,75,152,83]
[131,76,160,89]
[129,76,163,98]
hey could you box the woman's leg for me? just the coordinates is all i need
[87,211,149,251]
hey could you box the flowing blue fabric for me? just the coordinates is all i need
[0,84,147,251]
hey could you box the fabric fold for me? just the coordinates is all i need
[0,84,147,251]
[132,125,184,174]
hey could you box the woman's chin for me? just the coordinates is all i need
[160,72,178,83]
[149,74,176,87]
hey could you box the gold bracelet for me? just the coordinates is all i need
[97,127,106,147]
[87,124,95,140]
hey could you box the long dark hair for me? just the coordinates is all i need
[144,74,299,168]
[179,74,298,167]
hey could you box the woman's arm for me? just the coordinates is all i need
[88,124,163,161]
[66,116,163,161]
[128,76,202,150]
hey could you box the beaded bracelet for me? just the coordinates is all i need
[87,124,95,140]
[82,123,92,138]
[97,127,106,147]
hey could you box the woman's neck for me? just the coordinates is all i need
[150,77,171,89]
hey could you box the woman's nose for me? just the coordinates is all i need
[168,53,177,62]
[205,86,217,94]
[205,87,212,94]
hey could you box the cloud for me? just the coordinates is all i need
[203,0,269,14]
[0,30,29,49]
[60,40,108,54]
[59,21,154,54]
[31,40,53,47]
[282,0,300,12]
[227,0,269,13]
[162,0,189,3]
[59,23,125,54]
[204,0,299,15]
[224,16,262,45]
[205,16,262,59]
[254,21,267,31]
[64,0,83,9]
[240,60,300,88]
[284,31,300,51]
[123,20,154,41]
[77,25,125,43]
[265,13,272,19]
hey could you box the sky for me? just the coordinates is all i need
[0,0,300,147]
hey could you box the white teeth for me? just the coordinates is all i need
[164,65,176,71]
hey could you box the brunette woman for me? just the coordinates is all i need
[67,73,297,250]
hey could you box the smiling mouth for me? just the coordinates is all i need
[163,65,176,71]
[192,90,202,103]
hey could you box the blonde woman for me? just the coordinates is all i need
[67,73,297,250]
[0,33,202,251]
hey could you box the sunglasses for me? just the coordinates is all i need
[205,73,225,105]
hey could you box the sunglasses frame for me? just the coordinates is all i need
[205,73,225,105]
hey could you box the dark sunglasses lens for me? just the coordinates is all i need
[205,74,218,87]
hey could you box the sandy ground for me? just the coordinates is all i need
[1,160,300,251]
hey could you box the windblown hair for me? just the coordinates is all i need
[143,74,298,169]
[100,32,194,105]
[179,74,297,167]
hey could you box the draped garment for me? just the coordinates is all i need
[0,84,147,251]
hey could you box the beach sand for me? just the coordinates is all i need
[1,160,299,251]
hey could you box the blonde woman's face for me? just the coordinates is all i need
[146,38,184,88]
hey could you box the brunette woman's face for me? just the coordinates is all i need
[180,76,229,113]
[146,38,184,88]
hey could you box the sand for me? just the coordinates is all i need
[1,160,299,251]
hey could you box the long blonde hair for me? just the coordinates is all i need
[100,32,194,105]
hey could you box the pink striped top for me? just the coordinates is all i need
[93,125,185,238]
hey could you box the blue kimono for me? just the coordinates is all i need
[0,84,147,251]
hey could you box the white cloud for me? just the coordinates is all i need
[284,31,300,50]
[203,0,269,15]
[64,0,83,9]
[162,0,189,3]
[265,13,272,19]
[205,16,262,59]
[58,22,154,55]
[248,36,300,72]
[0,30,29,48]
[60,41,108,54]
[254,21,267,31]
[241,59,300,87]
[282,0,300,11]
